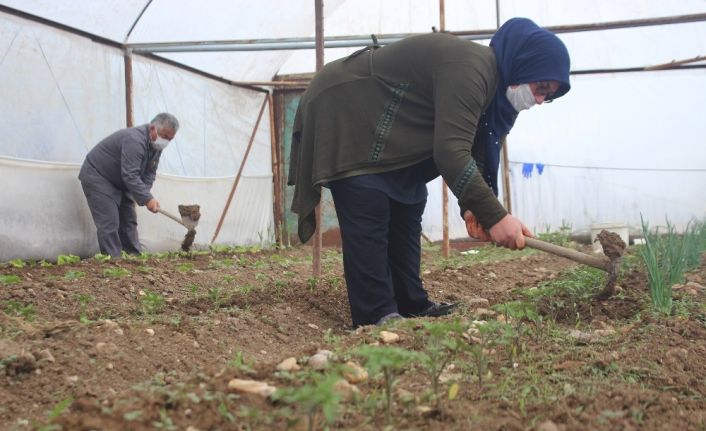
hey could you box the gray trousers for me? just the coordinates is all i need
[80,182,141,258]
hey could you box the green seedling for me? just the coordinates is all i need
[176,263,194,273]
[354,344,421,425]
[75,293,93,323]
[323,328,341,345]
[7,259,26,268]
[307,277,318,292]
[140,290,165,316]
[238,284,254,294]
[186,283,201,296]
[103,267,130,278]
[38,260,53,268]
[415,320,467,410]
[35,397,73,431]
[273,280,288,294]
[57,254,80,265]
[222,275,235,284]
[93,253,111,263]
[255,273,267,282]
[64,270,86,281]
[492,301,538,363]
[272,372,343,431]
[0,274,21,285]
[4,300,36,321]
[537,223,573,247]
[208,287,224,309]
[466,320,501,389]
[228,351,255,374]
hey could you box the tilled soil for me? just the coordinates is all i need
[1,245,705,430]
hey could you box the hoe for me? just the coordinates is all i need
[157,205,201,252]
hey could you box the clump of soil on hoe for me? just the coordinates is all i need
[178,204,201,251]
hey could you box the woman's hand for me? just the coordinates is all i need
[463,210,492,241]
[488,214,533,250]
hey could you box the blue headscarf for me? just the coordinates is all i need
[478,18,571,195]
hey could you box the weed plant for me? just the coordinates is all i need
[272,372,343,431]
[353,345,420,425]
[414,320,466,409]
[75,294,93,323]
[6,259,26,268]
[64,270,86,281]
[4,300,36,321]
[0,274,21,285]
[56,254,80,265]
[93,254,111,263]
[140,290,165,316]
[103,267,131,278]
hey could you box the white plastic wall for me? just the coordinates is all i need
[0,156,274,261]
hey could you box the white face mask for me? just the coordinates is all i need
[152,136,170,151]
[506,84,536,112]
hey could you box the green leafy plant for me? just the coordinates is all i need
[0,274,21,285]
[272,372,343,431]
[186,283,201,296]
[176,262,194,273]
[57,254,80,265]
[415,320,466,410]
[537,222,573,247]
[7,259,26,268]
[4,300,36,321]
[140,290,165,315]
[466,320,501,389]
[103,267,131,278]
[35,397,73,431]
[93,253,111,263]
[354,345,420,424]
[307,277,318,292]
[228,351,255,374]
[208,287,224,309]
[75,294,93,323]
[64,270,86,281]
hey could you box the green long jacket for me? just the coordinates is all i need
[288,32,508,242]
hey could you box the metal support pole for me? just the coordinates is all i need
[312,0,324,277]
[211,96,269,244]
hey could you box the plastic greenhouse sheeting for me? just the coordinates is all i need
[0,0,705,260]
[0,156,274,261]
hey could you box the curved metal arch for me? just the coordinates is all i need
[124,0,154,43]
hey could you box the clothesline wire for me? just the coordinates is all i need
[509,161,706,172]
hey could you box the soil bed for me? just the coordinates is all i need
[1,244,705,430]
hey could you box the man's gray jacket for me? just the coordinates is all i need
[79,124,162,205]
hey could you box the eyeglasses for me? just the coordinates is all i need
[535,81,557,103]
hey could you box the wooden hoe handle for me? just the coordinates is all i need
[524,237,613,273]
[158,208,187,228]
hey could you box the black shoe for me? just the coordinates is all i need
[412,302,457,318]
[376,312,404,326]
